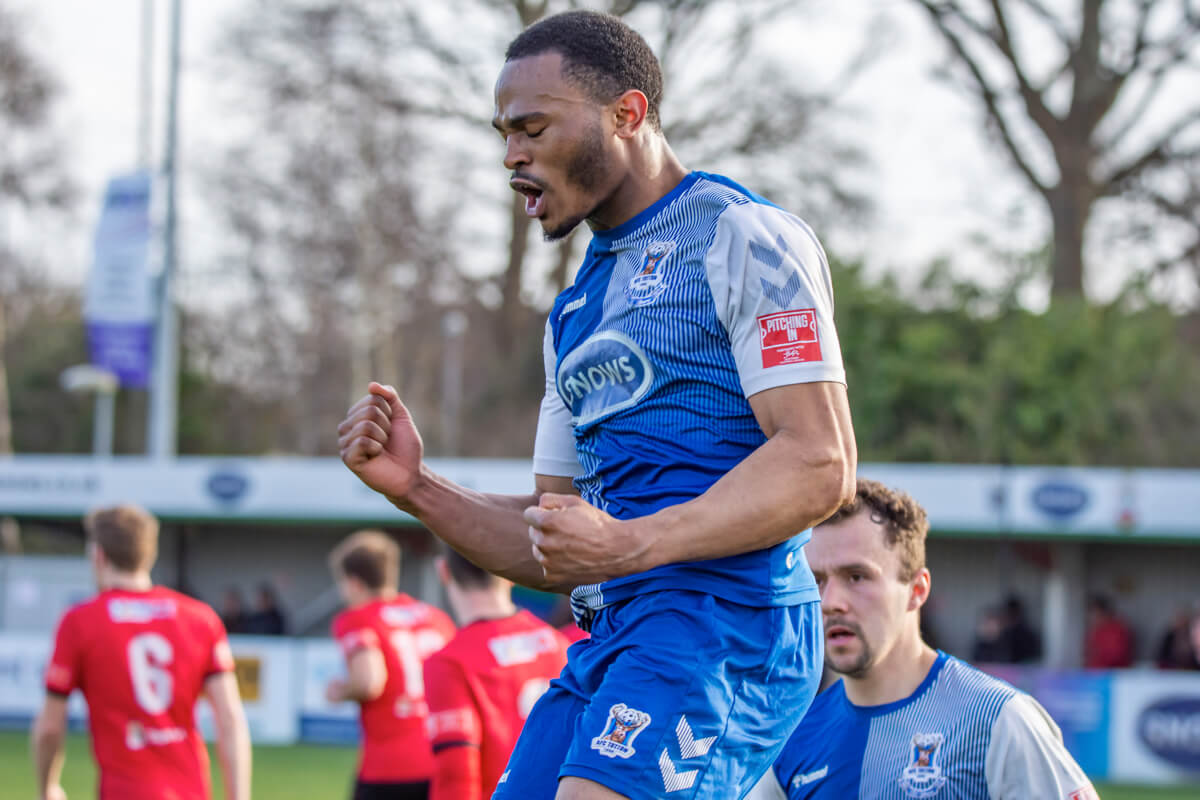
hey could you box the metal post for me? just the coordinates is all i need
[137,0,154,167]
[93,391,115,457]
[441,310,468,457]
[147,0,182,458]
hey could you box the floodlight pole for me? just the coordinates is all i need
[137,0,154,168]
[147,0,182,459]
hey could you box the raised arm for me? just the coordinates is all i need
[204,671,251,800]
[339,382,577,592]
[526,380,855,585]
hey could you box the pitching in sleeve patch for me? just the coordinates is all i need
[757,309,822,367]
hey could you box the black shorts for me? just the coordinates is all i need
[352,779,429,800]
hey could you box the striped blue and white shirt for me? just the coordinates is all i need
[532,171,845,617]
[753,652,1097,800]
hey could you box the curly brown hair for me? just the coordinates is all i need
[822,478,929,582]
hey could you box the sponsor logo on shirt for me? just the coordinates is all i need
[487,629,560,667]
[107,598,177,624]
[793,765,828,787]
[1068,787,1100,800]
[898,732,948,798]
[757,309,822,367]
[125,720,186,751]
[379,604,429,626]
[556,331,653,425]
[591,702,652,759]
[625,241,675,307]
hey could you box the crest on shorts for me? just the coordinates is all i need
[591,703,652,759]
[898,732,948,798]
[625,241,675,307]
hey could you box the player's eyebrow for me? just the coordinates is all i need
[492,111,548,134]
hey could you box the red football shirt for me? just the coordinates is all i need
[423,611,570,800]
[331,594,455,783]
[45,586,234,800]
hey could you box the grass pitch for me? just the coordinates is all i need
[1,731,1196,799]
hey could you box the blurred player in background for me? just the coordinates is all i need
[423,549,570,800]
[339,10,854,798]
[326,530,456,800]
[750,480,1096,800]
[31,505,251,800]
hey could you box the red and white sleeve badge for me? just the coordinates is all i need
[757,309,822,367]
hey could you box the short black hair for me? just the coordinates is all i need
[444,548,500,590]
[505,10,663,131]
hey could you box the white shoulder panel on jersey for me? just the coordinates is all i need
[984,692,1096,800]
[743,767,788,800]
[703,201,846,399]
[532,318,583,478]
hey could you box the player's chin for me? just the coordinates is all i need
[540,208,587,241]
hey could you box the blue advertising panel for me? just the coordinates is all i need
[83,170,155,388]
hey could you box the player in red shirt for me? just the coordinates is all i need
[326,530,456,800]
[31,505,251,800]
[423,550,570,800]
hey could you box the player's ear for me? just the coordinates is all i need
[611,89,649,138]
[908,567,931,612]
[435,557,451,587]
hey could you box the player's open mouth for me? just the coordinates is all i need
[511,179,546,218]
[827,625,856,642]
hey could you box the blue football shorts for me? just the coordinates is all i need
[491,590,823,800]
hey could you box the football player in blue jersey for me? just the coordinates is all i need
[749,479,1097,800]
[338,10,856,800]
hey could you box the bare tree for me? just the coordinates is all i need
[910,0,1200,298]
[201,0,873,454]
[0,2,75,465]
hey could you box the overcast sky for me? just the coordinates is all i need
[13,1,1087,303]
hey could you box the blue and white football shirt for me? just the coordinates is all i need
[532,171,845,617]
[753,652,1097,800]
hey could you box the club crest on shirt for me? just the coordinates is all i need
[625,241,676,306]
[898,732,948,798]
[591,703,652,759]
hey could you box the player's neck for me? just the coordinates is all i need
[844,635,938,708]
[355,588,396,607]
[99,571,153,592]
[452,591,517,627]
[589,138,687,232]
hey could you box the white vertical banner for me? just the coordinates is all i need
[84,170,156,388]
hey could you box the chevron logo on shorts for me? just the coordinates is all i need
[659,748,698,792]
[676,715,716,759]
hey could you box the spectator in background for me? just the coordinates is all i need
[220,586,248,635]
[1085,594,1134,669]
[423,549,570,800]
[970,596,1042,664]
[971,606,1010,663]
[1001,594,1042,664]
[244,582,288,635]
[1156,606,1198,669]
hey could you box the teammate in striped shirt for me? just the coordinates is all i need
[423,549,570,800]
[327,530,456,800]
[750,480,1097,800]
[32,505,251,800]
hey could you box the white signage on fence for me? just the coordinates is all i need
[1109,669,1200,782]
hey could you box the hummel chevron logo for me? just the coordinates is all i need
[676,715,716,759]
[750,235,788,271]
[752,235,802,308]
[659,748,698,792]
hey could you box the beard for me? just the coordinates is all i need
[543,121,608,241]
[825,619,875,679]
